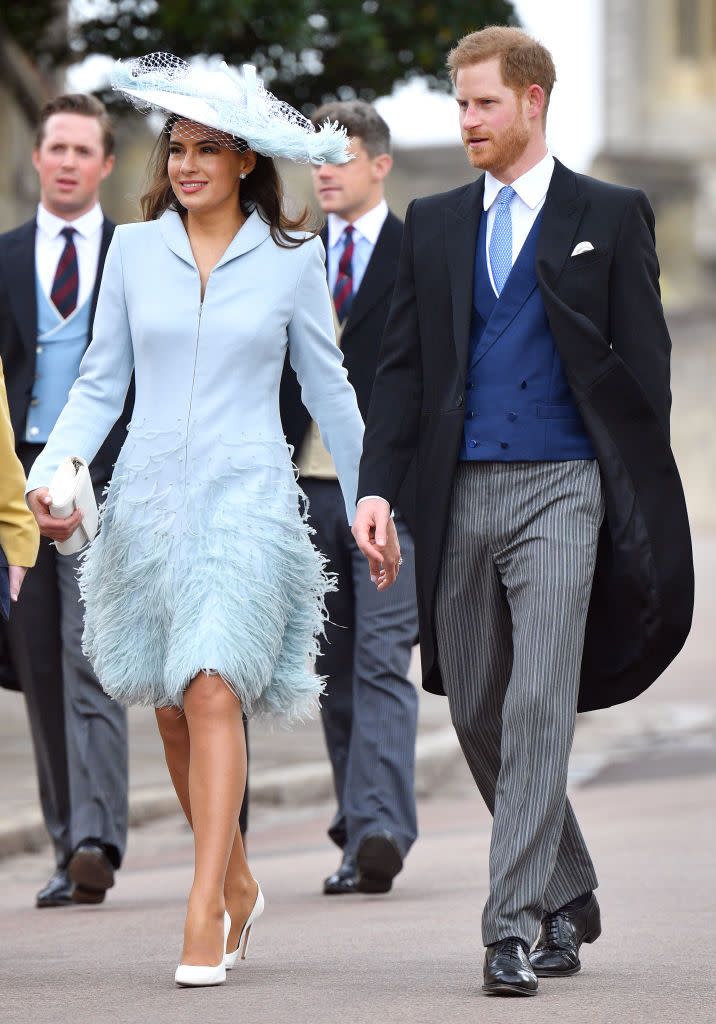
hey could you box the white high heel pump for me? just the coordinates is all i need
[224,884,264,969]
[174,911,231,987]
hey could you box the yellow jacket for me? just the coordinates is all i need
[0,359,39,567]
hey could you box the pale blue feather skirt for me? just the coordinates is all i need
[77,430,332,721]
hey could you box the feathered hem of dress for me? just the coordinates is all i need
[77,472,333,724]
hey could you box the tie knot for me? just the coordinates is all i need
[60,226,76,243]
[497,185,515,207]
[343,224,354,241]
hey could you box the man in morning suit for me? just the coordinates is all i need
[280,101,419,895]
[352,27,693,996]
[0,94,131,908]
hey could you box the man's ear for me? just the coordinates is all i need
[372,153,393,182]
[525,84,545,123]
[100,154,116,181]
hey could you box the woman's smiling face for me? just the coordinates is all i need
[167,120,255,213]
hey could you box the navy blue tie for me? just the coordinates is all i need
[51,226,79,318]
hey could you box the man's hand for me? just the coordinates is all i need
[8,565,27,602]
[351,497,401,591]
[27,487,82,543]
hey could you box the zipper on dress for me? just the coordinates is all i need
[183,298,203,491]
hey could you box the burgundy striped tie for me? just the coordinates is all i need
[333,225,354,324]
[51,226,79,318]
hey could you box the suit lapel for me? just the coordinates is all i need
[536,158,588,289]
[342,212,401,339]
[88,218,115,336]
[444,179,484,374]
[2,221,38,355]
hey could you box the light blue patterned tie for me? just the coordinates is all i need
[489,185,516,295]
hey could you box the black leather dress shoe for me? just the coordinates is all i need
[323,855,358,895]
[483,937,538,997]
[36,868,73,908]
[68,841,115,905]
[530,892,601,977]
[356,831,403,894]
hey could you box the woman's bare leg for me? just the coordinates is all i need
[179,672,254,966]
[155,707,192,821]
[155,705,258,954]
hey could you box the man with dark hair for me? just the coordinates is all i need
[353,26,692,995]
[280,100,419,896]
[0,94,131,908]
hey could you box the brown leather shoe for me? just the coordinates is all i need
[68,841,115,904]
[355,831,403,894]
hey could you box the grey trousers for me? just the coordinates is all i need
[8,446,128,868]
[302,478,419,860]
[435,460,604,946]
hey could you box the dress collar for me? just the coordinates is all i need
[158,206,272,268]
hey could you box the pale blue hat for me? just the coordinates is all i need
[111,52,352,164]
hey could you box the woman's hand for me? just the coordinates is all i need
[27,487,83,543]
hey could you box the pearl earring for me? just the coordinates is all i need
[240,172,247,179]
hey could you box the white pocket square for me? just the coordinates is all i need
[571,241,595,257]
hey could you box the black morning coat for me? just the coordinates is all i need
[280,211,417,533]
[357,159,694,713]
[0,216,133,689]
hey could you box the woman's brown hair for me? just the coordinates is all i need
[140,116,317,247]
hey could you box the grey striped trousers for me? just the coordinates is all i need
[435,460,604,946]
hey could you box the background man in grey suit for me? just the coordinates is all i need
[280,102,419,896]
[353,27,692,997]
[0,95,131,908]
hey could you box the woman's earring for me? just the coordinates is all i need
[240,172,247,180]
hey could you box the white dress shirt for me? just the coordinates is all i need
[35,203,104,312]
[483,151,555,295]
[327,198,389,295]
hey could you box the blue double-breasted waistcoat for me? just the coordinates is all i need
[460,209,594,462]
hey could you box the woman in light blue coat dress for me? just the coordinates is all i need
[27,55,401,987]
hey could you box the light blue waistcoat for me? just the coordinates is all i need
[26,274,90,444]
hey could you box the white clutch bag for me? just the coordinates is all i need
[48,456,99,556]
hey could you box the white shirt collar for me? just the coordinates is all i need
[483,152,555,212]
[36,202,104,241]
[328,198,389,248]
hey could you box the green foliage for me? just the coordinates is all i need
[3,0,517,109]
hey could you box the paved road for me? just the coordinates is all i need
[2,533,715,1023]
[2,743,713,1024]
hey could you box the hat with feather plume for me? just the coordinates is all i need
[111,52,351,164]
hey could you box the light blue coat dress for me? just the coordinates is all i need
[26,208,364,718]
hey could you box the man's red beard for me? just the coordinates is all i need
[463,116,530,174]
